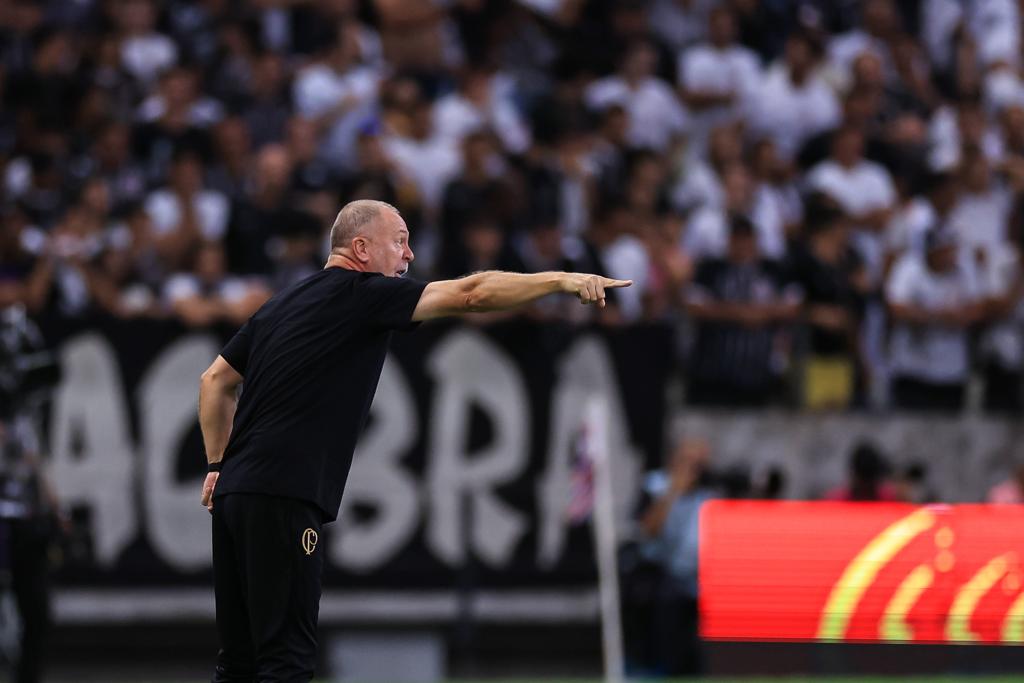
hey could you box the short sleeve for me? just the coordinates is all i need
[681,48,709,89]
[687,261,719,304]
[357,274,428,329]
[873,167,897,208]
[885,257,917,304]
[220,321,253,375]
[164,274,199,304]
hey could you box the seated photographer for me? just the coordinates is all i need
[637,437,717,676]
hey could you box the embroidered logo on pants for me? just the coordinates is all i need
[301,528,318,555]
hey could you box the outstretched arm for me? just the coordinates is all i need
[198,355,243,511]
[411,271,632,321]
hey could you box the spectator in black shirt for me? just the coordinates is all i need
[76,122,148,213]
[132,67,213,182]
[242,50,292,149]
[198,199,631,682]
[0,208,37,309]
[685,214,800,406]
[338,129,419,214]
[439,131,512,268]
[284,118,329,196]
[439,210,522,281]
[225,144,293,275]
[789,195,868,409]
[6,27,82,132]
[207,116,253,203]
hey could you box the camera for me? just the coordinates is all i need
[0,306,60,520]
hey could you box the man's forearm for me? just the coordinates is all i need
[463,271,567,311]
[414,270,628,321]
[641,491,679,538]
[887,302,937,325]
[198,378,237,464]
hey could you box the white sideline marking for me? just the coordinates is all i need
[54,589,601,624]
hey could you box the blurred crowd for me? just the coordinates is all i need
[2,0,1024,411]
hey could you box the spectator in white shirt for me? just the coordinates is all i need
[382,96,461,224]
[684,162,785,260]
[922,0,1020,73]
[293,22,382,174]
[946,149,1012,262]
[670,122,743,213]
[750,137,803,240]
[884,170,958,269]
[144,149,230,272]
[649,0,718,53]
[747,31,841,160]
[1000,103,1024,202]
[981,62,1024,116]
[886,227,985,411]
[584,40,689,150]
[136,64,223,129]
[807,126,896,280]
[163,241,270,328]
[589,202,651,324]
[433,66,531,154]
[827,0,900,86]
[117,0,178,86]
[928,99,1004,171]
[677,7,761,157]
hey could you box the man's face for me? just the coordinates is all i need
[709,9,735,46]
[963,156,991,192]
[363,212,414,277]
[833,129,864,166]
[785,38,811,74]
[171,156,203,194]
[622,44,655,81]
[728,231,758,263]
[723,165,751,210]
[196,244,226,282]
[926,244,957,273]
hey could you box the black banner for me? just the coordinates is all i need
[39,316,672,589]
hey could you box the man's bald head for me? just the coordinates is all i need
[329,199,400,252]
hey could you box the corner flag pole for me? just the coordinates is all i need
[586,396,625,683]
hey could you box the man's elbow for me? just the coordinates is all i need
[463,289,490,313]
[200,363,220,384]
[459,276,492,313]
[199,368,217,395]
[200,364,237,393]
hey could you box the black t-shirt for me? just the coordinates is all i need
[689,258,788,389]
[787,243,865,355]
[213,267,427,520]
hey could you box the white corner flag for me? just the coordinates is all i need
[584,395,625,683]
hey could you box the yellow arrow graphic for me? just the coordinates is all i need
[880,564,935,642]
[818,508,936,641]
[947,553,1014,642]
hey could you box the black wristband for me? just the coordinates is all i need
[207,461,223,473]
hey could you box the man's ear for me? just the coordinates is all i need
[352,236,371,263]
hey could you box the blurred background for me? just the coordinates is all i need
[4,0,1024,681]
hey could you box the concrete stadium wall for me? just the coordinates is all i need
[671,411,1024,502]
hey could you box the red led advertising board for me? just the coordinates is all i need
[699,501,1024,643]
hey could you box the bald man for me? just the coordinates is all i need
[198,199,630,682]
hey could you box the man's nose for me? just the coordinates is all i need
[405,245,415,262]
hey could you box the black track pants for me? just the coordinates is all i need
[211,493,324,683]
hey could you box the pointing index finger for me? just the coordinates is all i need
[603,278,633,288]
